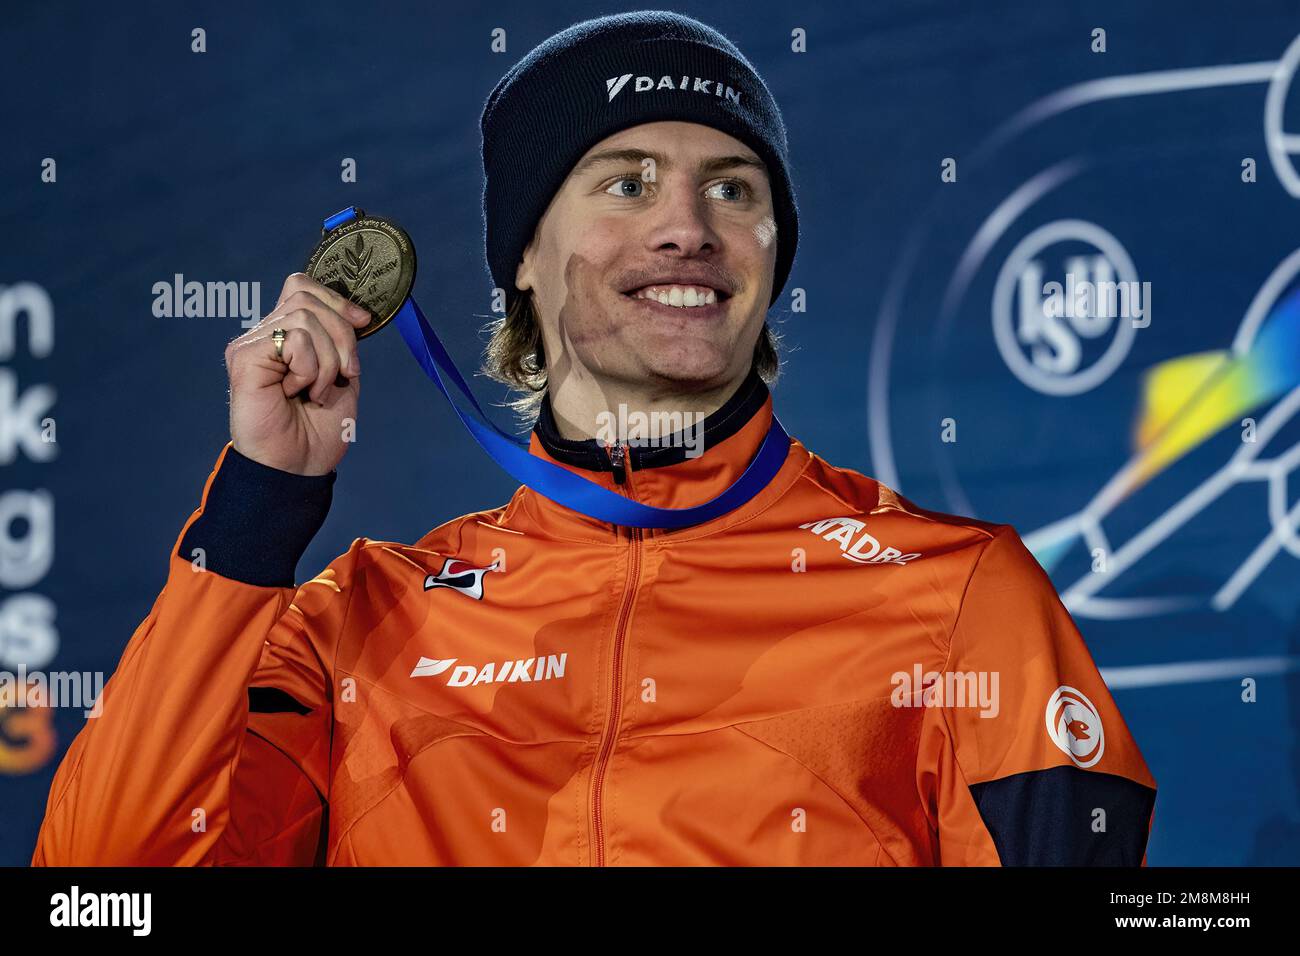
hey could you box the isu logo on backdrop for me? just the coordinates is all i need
[1045,685,1105,768]
[992,220,1145,397]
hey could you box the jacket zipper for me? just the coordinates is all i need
[590,441,640,866]
[608,442,627,484]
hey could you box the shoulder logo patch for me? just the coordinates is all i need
[423,558,500,600]
[1045,685,1105,768]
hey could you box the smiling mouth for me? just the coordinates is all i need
[621,283,732,310]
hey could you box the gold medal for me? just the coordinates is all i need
[304,210,416,339]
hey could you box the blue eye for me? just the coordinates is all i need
[607,177,645,198]
[707,180,748,202]
[604,177,750,201]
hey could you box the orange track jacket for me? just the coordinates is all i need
[32,369,1156,865]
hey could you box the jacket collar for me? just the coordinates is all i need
[533,365,769,472]
[508,367,801,542]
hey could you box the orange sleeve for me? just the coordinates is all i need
[31,443,360,866]
[917,525,1157,866]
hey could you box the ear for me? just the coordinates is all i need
[514,238,536,293]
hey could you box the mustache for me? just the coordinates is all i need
[614,263,738,297]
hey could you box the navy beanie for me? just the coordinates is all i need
[480,10,799,309]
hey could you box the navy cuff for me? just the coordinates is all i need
[178,445,337,588]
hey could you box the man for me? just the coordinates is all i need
[32,11,1155,866]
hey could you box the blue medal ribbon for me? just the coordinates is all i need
[324,207,790,529]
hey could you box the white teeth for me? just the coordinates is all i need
[633,285,720,308]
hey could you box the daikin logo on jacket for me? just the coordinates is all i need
[410,653,569,686]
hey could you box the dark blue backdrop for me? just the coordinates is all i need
[2,0,1298,866]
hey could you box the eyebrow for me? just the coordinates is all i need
[571,147,768,178]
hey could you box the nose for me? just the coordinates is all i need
[640,172,721,258]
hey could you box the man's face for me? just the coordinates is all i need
[514,121,778,397]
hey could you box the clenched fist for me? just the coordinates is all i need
[225,273,370,476]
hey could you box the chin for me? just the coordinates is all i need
[637,353,735,389]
